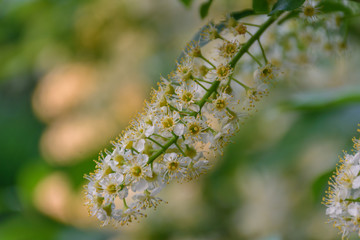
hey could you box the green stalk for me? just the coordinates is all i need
[147,135,178,164]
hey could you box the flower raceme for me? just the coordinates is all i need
[84,11,345,227]
[324,129,360,239]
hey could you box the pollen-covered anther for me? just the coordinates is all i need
[181,91,193,103]
[215,99,226,110]
[189,123,201,135]
[106,184,117,194]
[130,165,142,177]
[168,161,179,171]
[216,64,232,81]
[115,155,125,166]
[220,41,239,59]
[235,23,247,35]
[162,117,174,129]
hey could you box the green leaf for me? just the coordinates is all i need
[253,0,270,13]
[312,169,333,203]
[318,0,353,15]
[179,0,193,8]
[281,85,360,111]
[269,0,305,15]
[200,0,213,19]
[230,9,256,20]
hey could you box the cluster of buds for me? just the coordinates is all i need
[84,10,346,226]
[324,129,360,239]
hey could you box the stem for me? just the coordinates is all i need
[195,80,220,111]
[147,135,178,164]
[246,50,262,66]
[194,79,209,91]
[193,77,212,84]
[242,22,261,27]
[174,142,186,156]
[153,133,170,141]
[123,198,129,209]
[147,137,165,149]
[345,198,360,203]
[258,39,268,64]
[229,16,277,68]
[200,55,216,68]
[231,77,250,90]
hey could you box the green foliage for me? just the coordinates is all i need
[230,9,256,20]
[200,0,213,19]
[318,0,353,15]
[281,86,360,111]
[269,0,305,15]
[312,169,333,203]
[253,0,270,13]
[179,0,194,8]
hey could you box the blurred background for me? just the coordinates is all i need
[1,0,360,239]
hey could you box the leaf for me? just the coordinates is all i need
[312,169,333,203]
[253,0,270,13]
[230,9,256,20]
[269,0,305,15]
[179,0,193,8]
[318,0,353,15]
[281,85,360,111]
[200,0,213,19]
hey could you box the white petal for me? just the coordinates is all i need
[118,187,128,199]
[134,139,145,152]
[354,152,360,164]
[353,176,360,189]
[137,154,149,165]
[189,104,200,112]
[348,203,360,217]
[131,179,147,192]
[174,123,185,136]
[350,165,360,176]
[145,126,155,137]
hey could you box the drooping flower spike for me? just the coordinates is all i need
[84,5,348,227]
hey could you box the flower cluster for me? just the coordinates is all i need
[84,8,346,226]
[324,129,360,239]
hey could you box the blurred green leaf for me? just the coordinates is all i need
[281,85,360,111]
[269,0,305,15]
[230,9,256,20]
[200,0,213,19]
[179,0,194,8]
[312,169,333,203]
[253,0,270,13]
[318,0,353,15]
[17,161,51,207]
[0,215,59,240]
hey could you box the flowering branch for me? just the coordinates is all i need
[84,1,352,227]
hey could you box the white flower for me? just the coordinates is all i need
[175,82,202,111]
[161,153,188,182]
[174,57,194,82]
[124,154,152,191]
[254,63,280,84]
[300,0,321,22]
[97,203,115,226]
[133,189,164,209]
[182,116,209,144]
[208,64,233,82]
[100,173,126,202]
